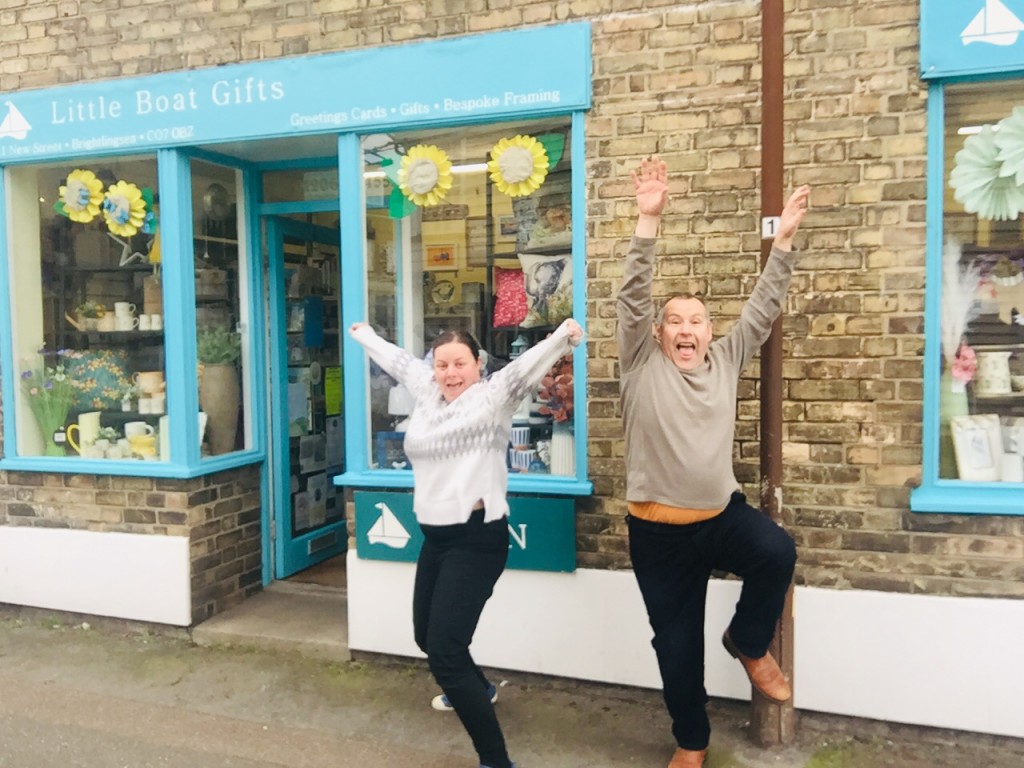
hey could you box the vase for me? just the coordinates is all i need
[43,434,65,457]
[549,421,575,476]
[199,363,240,455]
[939,369,969,479]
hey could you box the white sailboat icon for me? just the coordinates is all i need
[0,101,31,140]
[962,0,1024,46]
[367,502,411,549]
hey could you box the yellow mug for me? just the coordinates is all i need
[66,411,101,454]
[128,434,158,457]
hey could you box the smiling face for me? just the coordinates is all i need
[655,295,713,371]
[433,340,483,402]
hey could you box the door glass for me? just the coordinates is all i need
[280,224,346,565]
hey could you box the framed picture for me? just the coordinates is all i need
[465,216,488,267]
[951,413,1004,481]
[375,430,410,469]
[425,243,458,270]
[499,216,518,236]
[512,170,572,253]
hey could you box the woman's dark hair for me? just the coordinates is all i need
[431,329,481,360]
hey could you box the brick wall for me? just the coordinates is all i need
[1,0,1021,602]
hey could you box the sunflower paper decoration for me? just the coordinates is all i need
[398,144,453,207]
[55,169,105,223]
[949,125,1024,221]
[995,106,1024,185]
[101,180,148,237]
[488,134,549,197]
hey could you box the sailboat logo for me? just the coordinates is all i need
[962,0,1024,46]
[0,101,31,140]
[367,501,411,549]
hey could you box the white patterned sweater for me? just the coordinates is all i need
[352,321,580,526]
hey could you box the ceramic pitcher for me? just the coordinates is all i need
[975,351,1012,395]
[65,411,101,454]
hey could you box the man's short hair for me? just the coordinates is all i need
[656,293,707,325]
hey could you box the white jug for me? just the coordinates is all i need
[975,351,1012,395]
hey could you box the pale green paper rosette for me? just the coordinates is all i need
[995,106,1024,185]
[950,125,1024,221]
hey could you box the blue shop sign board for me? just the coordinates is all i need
[921,0,1024,78]
[355,491,576,573]
[0,23,591,162]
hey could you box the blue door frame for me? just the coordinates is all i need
[266,215,346,578]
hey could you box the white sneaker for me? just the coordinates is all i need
[431,682,498,711]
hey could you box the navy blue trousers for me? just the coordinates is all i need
[414,509,511,768]
[628,492,796,751]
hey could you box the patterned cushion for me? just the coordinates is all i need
[492,266,528,328]
[518,252,572,328]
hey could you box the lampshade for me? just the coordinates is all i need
[388,384,414,416]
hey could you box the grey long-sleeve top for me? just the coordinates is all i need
[616,236,797,510]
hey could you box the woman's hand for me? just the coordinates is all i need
[563,318,584,346]
[349,321,369,335]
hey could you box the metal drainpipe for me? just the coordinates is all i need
[752,0,796,746]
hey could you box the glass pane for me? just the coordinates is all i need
[361,118,577,475]
[942,81,1024,481]
[193,160,251,456]
[262,168,338,203]
[8,157,166,460]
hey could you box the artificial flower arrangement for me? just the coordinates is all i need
[941,239,982,387]
[54,170,158,239]
[488,134,549,197]
[537,353,573,423]
[950,343,977,393]
[398,144,453,207]
[20,347,74,455]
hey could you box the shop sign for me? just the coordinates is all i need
[354,491,576,573]
[921,0,1024,79]
[0,23,591,162]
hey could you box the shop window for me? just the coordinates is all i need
[7,157,167,460]
[192,160,252,457]
[360,119,578,476]
[939,80,1024,486]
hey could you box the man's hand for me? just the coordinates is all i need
[632,156,668,238]
[772,185,810,252]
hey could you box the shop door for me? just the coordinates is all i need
[266,217,346,578]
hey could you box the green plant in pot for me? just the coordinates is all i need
[197,326,241,455]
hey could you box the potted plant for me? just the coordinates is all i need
[75,300,107,331]
[197,326,241,455]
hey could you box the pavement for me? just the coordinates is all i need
[1,602,1023,768]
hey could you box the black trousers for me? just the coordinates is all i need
[628,492,796,751]
[414,509,511,768]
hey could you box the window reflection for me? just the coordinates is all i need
[361,119,577,475]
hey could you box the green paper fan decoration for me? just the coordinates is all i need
[949,125,1024,221]
[995,106,1024,185]
[55,169,105,223]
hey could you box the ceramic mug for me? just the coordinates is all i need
[116,315,140,331]
[138,397,153,414]
[151,314,163,331]
[96,314,116,332]
[128,434,158,457]
[139,314,152,331]
[150,393,166,414]
[66,411,101,454]
[114,302,136,317]
[124,421,155,438]
[134,371,165,394]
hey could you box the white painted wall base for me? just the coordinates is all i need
[348,553,1024,739]
[0,527,191,626]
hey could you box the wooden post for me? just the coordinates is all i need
[753,0,796,747]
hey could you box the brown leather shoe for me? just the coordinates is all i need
[668,747,706,767]
[722,630,792,702]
